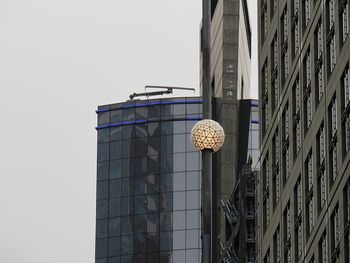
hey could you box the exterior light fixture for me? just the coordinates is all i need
[191,119,225,152]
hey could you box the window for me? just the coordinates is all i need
[262,0,268,42]
[315,19,324,103]
[339,0,349,43]
[262,61,269,135]
[318,168,327,210]
[271,0,278,17]
[303,0,311,29]
[273,130,280,207]
[263,154,270,231]
[327,0,336,30]
[292,0,299,17]
[282,103,290,184]
[272,76,279,112]
[293,77,302,158]
[331,206,340,253]
[295,177,302,217]
[344,179,350,226]
[319,231,328,263]
[282,48,289,83]
[305,151,314,235]
[327,31,337,74]
[281,7,288,44]
[317,123,326,166]
[283,202,292,263]
[271,34,278,71]
[328,95,338,182]
[342,66,350,155]
[273,226,281,263]
[292,16,300,56]
[305,151,313,192]
[295,219,303,260]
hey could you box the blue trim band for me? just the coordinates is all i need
[96,117,203,130]
[251,120,259,124]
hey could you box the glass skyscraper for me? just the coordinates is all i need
[95,97,203,263]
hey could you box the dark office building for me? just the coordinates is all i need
[258,0,350,262]
[95,97,203,263]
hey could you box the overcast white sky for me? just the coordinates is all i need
[0,1,257,262]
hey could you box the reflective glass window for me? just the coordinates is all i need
[148,122,160,137]
[122,125,134,140]
[96,200,108,219]
[136,106,148,119]
[135,137,148,157]
[173,172,186,191]
[173,191,186,210]
[96,238,108,258]
[135,195,147,214]
[134,215,146,234]
[122,140,134,159]
[173,230,186,250]
[98,129,109,143]
[147,194,160,212]
[187,104,199,114]
[186,229,200,248]
[110,126,123,141]
[173,250,185,263]
[121,159,134,177]
[122,108,135,121]
[160,231,173,251]
[98,143,109,162]
[186,249,200,263]
[161,193,173,211]
[134,233,146,254]
[96,219,108,239]
[173,134,186,153]
[121,235,133,255]
[160,212,172,231]
[110,160,122,179]
[110,179,121,198]
[134,156,147,176]
[146,232,160,252]
[98,112,110,125]
[148,105,161,118]
[109,217,121,237]
[186,209,200,229]
[161,135,173,154]
[186,190,200,210]
[110,141,122,160]
[173,210,186,230]
[121,216,133,236]
[121,196,134,216]
[186,152,200,171]
[161,105,174,117]
[111,109,122,123]
[135,124,148,138]
[173,121,186,134]
[121,177,134,197]
[147,174,160,194]
[174,104,186,116]
[173,153,186,172]
[148,154,160,175]
[186,171,200,190]
[148,137,161,155]
[97,162,109,181]
[108,237,121,257]
[97,181,109,200]
[109,198,121,218]
[147,213,160,232]
[161,121,173,135]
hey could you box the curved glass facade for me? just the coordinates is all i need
[95,97,202,263]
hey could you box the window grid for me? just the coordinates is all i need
[262,0,268,42]
[281,7,288,44]
[303,0,311,29]
[340,0,349,43]
[319,232,328,263]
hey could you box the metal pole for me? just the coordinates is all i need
[201,0,212,263]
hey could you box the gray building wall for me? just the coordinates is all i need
[258,0,350,262]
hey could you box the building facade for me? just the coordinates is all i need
[258,0,350,262]
[95,97,203,263]
[202,0,253,256]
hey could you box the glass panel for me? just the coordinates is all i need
[146,253,159,263]
[161,154,173,174]
[146,232,160,252]
[160,212,173,231]
[173,231,186,250]
[186,171,200,190]
[109,217,121,237]
[135,195,147,214]
[95,238,108,258]
[160,192,173,211]
[98,129,109,143]
[173,172,186,191]
[172,250,185,263]
[96,200,108,219]
[122,140,134,159]
[173,191,186,210]
[134,156,148,176]
[161,135,173,154]
[134,214,146,234]
[110,160,122,179]
[123,125,134,140]
[147,213,160,233]
[97,162,109,181]
[187,104,199,114]
[135,176,147,195]
[110,179,121,198]
[173,121,186,134]
[186,209,200,229]
[121,235,134,255]
[97,181,109,200]
[173,134,186,153]
[147,194,160,212]
[121,216,134,236]
[108,237,121,257]
[148,137,161,155]
[147,174,160,194]
[111,109,122,122]
[186,152,200,171]
[136,106,148,119]
[187,191,200,209]
[186,229,200,248]
[110,141,122,160]
[123,108,135,121]
[98,112,110,125]
[110,126,123,141]
[173,211,186,230]
[96,219,108,239]
[98,143,109,162]
[109,198,121,218]
[135,123,148,138]
[160,231,173,251]
[122,196,134,216]
[148,154,160,175]
[148,122,160,137]
[174,153,186,172]
[161,122,173,135]
[121,177,134,197]
[148,105,160,118]
[135,137,148,157]
[186,249,200,263]
[122,159,134,177]
[134,233,146,254]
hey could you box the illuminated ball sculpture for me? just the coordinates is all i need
[190,119,225,152]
